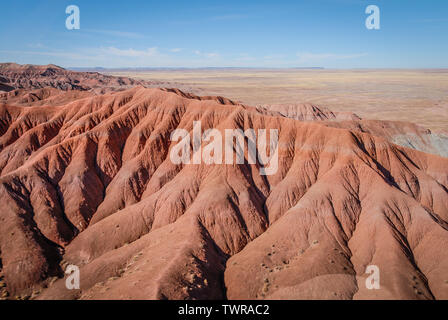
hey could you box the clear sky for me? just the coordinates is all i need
[0,0,447,68]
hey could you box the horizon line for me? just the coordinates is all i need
[67,66,448,71]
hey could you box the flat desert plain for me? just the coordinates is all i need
[106,69,448,132]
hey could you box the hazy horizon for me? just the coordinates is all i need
[4,63,446,71]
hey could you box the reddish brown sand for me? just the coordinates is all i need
[0,65,447,300]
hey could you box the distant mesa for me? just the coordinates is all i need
[0,62,148,93]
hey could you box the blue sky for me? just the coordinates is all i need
[0,0,447,68]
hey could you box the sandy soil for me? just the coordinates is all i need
[106,69,448,132]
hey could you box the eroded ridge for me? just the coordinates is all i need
[0,86,447,300]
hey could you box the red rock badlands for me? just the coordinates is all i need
[0,65,447,300]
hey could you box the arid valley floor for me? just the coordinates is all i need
[107,69,448,132]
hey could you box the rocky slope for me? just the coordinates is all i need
[256,103,448,158]
[0,84,446,300]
